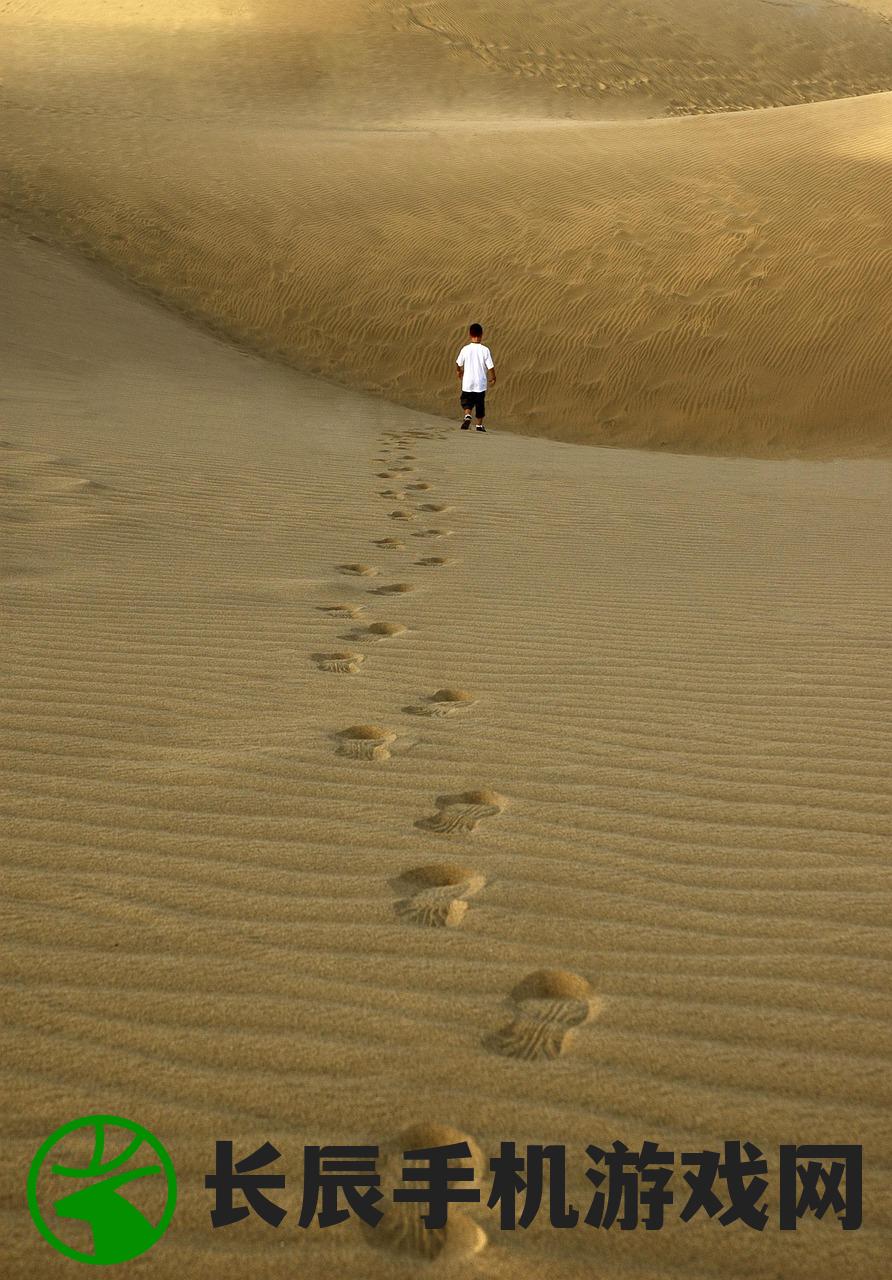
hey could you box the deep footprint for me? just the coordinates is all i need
[371,582,416,595]
[338,563,379,576]
[335,724,396,761]
[394,863,486,927]
[406,688,476,717]
[417,789,506,834]
[314,651,365,674]
[364,621,407,639]
[364,1125,487,1261]
[318,604,366,619]
[487,971,601,1061]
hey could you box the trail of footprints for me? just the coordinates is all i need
[312,424,599,1260]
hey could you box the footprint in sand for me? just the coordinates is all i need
[1,445,110,528]
[392,465,415,473]
[372,537,405,550]
[363,1124,486,1261]
[371,582,416,595]
[405,688,476,717]
[335,724,396,761]
[415,556,453,567]
[338,563,379,577]
[417,789,506,834]
[412,528,453,540]
[398,454,417,460]
[314,651,365,674]
[394,863,486,927]
[420,503,452,513]
[406,482,433,491]
[486,971,601,1062]
[364,621,407,640]
[388,509,415,520]
[318,604,366,619]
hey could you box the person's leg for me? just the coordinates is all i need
[475,391,486,430]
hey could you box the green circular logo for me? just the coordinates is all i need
[27,1115,176,1265]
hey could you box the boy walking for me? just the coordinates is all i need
[455,323,496,431]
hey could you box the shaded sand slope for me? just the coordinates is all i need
[3,228,891,1277]
[384,0,892,116]
[3,3,892,456]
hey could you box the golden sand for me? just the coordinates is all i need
[3,2,892,454]
[2,4,891,1277]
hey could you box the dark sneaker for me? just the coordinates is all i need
[476,424,486,432]
[460,415,472,429]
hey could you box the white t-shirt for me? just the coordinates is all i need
[456,342,494,393]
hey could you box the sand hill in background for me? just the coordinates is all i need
[2,4,892,1278]
[3,220,891,1280]
[2,0,892,455]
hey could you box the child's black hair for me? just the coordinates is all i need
[469,322,483,338]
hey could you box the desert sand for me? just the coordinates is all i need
[4,1,892,454]
[2,2,892,1277]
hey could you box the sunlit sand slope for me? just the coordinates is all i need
[5,92,892,456]
[2,3,892,455]
[2,228,891,1277]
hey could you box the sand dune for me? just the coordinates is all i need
[388,0,892,116]
[2,2,892,1276]
[7,1,892,118]
[3,1,892,455]
[3,221,891,1277]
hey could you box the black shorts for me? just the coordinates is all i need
[460,389,486,418]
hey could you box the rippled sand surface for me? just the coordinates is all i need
[2,4,891,1276]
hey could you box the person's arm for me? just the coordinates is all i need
[487,352,497,386]
[456,361,464,381]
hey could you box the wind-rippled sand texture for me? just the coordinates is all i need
[2,226,891,1277]
[3,1,892,455]
[3,4,892,1276]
